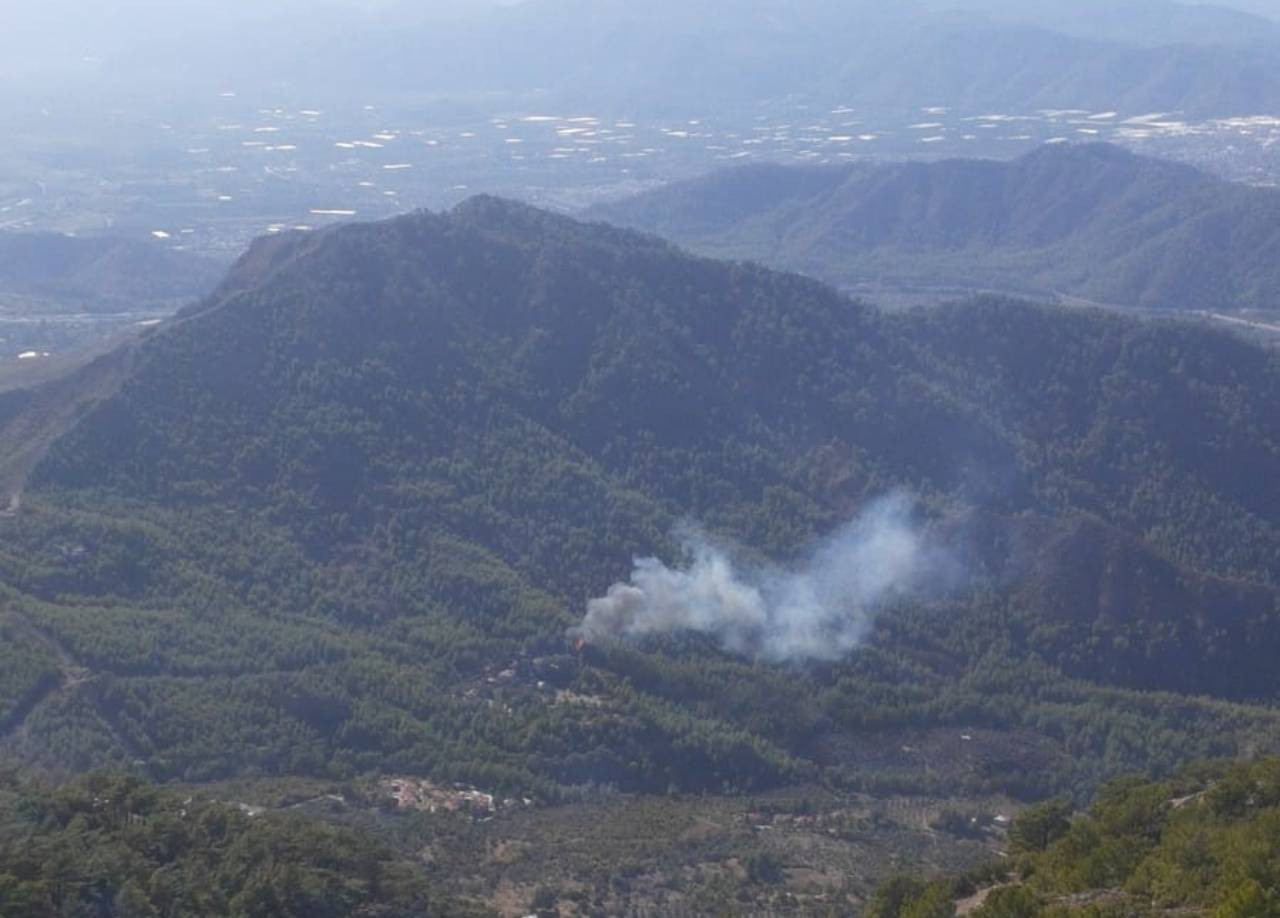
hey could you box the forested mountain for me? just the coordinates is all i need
[0,198,1274,827]
[0,232,224,314]
[0,771,473,917]
[593,143,1280,312]
[873,757,1280,917]
[14,0,1280,911]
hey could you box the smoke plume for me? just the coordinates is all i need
[574,492,949,662]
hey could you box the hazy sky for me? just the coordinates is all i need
[1,0,455,55]
[0,0,1273,95]
[4,0,1274,61]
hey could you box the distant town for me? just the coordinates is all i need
[4,91,1280,262]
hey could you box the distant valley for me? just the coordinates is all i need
[0,232,224,364]
[7,0,1280,260]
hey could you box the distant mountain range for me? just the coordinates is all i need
[1218,0,1280,20]
[920,0,1280,46]
[592,143,1280,312]
[325,1,1280,118]
[33,0,1280,121]
[0,232,224,314]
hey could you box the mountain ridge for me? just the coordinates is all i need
[591,143,1280,312]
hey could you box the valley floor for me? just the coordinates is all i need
[201,776,1013,917]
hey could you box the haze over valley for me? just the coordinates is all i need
[9,0,1280,249]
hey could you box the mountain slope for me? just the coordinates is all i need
[0,771,463,917]
[874,757,1280,918]
[592,144,1280,312]
[1,199,1280,809]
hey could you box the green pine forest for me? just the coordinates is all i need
[1,197,1280,910]
[872,757,1280,917]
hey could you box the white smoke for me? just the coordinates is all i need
[575,492,948,662]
